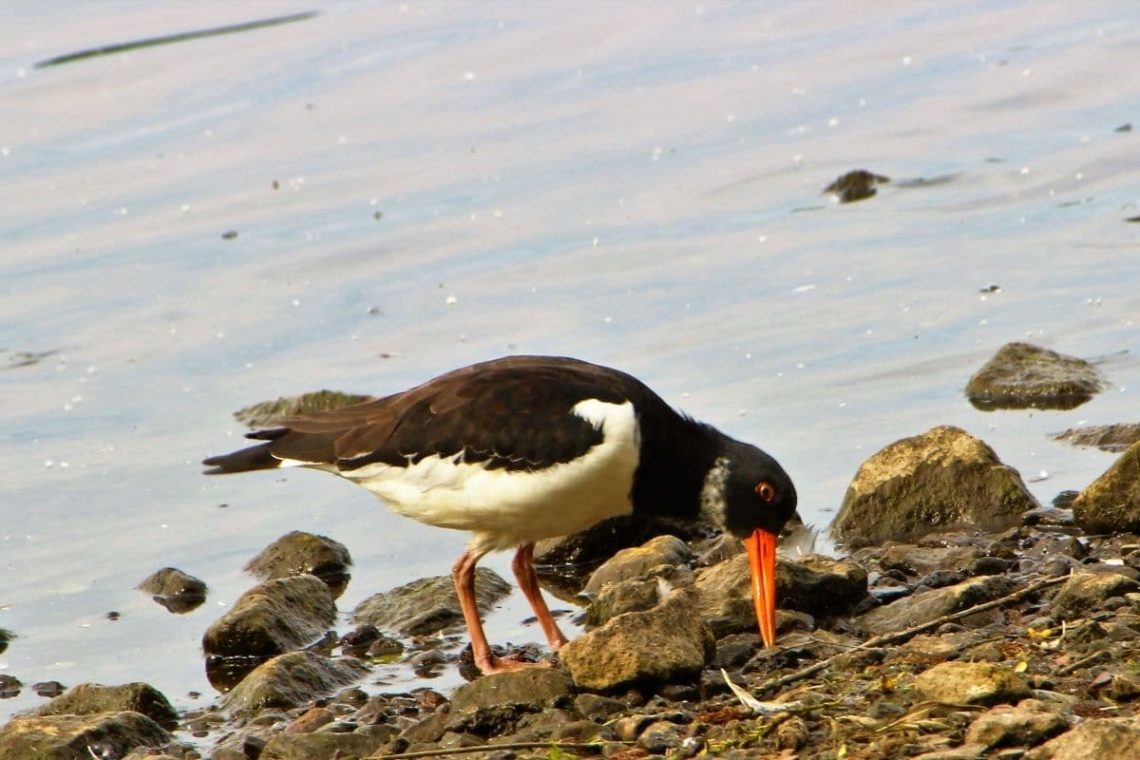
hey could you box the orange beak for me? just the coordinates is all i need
[742,528,778,648]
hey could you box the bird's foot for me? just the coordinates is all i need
[475,648,555,675]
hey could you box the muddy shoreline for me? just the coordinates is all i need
[3,515,1139,758]
[3,343,1139,757]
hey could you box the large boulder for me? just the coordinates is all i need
[832,426,1037,546]
[1073,441,1140,534]
[966,342,1105,411]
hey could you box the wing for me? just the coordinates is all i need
[204,356,658,475]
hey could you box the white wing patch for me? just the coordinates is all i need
[339,399,640,554]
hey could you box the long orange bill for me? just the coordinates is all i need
[742,528,778,648]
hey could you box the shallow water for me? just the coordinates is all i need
[2,0,1139,729]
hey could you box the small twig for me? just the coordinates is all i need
[370,740,625,759]
[753,574,1068,695]
[1057,649,1111,676]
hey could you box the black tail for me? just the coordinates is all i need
[202,441,280,474]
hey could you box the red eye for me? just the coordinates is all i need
[756,481,776,503]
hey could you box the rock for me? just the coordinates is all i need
[443,704,532,740]
[34,682,179,729]
[585,575,668,628]
[222,651,369,713]
[258,732,384,760]
[233,390,371,428]
[1023,506,1077,528]
[506,708,584,743]
[574,693,626,722]
[695,553,867,636]
[775,715,810,750]
[1073,441,1140,534]
[964,699,1068,748]
[0,675,19,699]
[693,554,762,636]
[32,681,66,698]
[245,531,353,597]
[912,745,987,760]
[353,567,510,636]
[137,568,207,613]
[553,719,602,742]
[583,535,691,595]
[1025,716,1140,759]
[533,513,713,566]
[449,669,572,712]
[917,569,969,589]
[859,575,1018,636]
[612,714,657,742]
[832,426,1037,546]
[285,705,335,733]
[864,543,987,578]
[914,662,1030,705]
[1051,570,1140,614]
[399,711,450,745]
[897,633,962,660]
[637,720,684,753]
[965,342,1105,410]
[694,533,744,566]
[779,555,869,615]
[0,712,180,760]
[824,169,890,203]
[1054,423,1140,453]
[203,575,336,658]
[560,586,714,691]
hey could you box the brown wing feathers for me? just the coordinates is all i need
[203,356,654,477]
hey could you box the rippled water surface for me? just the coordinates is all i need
[2,0,1139,728]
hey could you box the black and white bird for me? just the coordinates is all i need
[203,355,797,674]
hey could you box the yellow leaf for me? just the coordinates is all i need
[1015,660,1028,673]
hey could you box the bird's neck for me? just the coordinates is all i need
[630,411,726,524]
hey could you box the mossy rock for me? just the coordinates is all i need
[233,390,371,428]
[966,342,1104,411]
[1073,441,1140,534]
[832,426,1036,546]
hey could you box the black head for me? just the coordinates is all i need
[715,440,798,539]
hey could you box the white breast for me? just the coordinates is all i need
[341,399,641,554]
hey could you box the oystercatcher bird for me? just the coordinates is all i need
[203,355,797,673]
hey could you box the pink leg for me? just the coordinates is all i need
[451,549,545,675]
[512,543,569,651]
